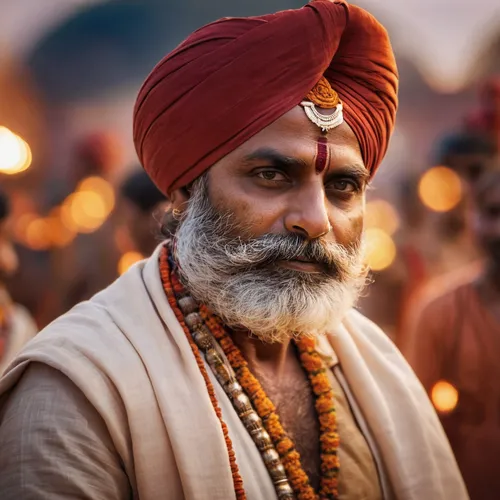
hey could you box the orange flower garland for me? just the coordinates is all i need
[161,245,340,500]
[200,307,340,500]
[159,248,246,500]
[296,337,340,499]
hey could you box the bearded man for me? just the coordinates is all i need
[0,1,466,499]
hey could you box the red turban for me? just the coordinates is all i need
[133,0,398,195]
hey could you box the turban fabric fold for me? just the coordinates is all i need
[133,0,398,195]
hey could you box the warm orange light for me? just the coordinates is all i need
[58,177,115,234]
[365,199,400,235]
[61,190,110,234]
[0,127,32,175]
[364,228,397,271]
[118,251,144,275]
[418,167,462,212]
[431,380,459,414]
[24,218,52,251]
[47,208,77,247]
[60,194,81,233]
[76,176,115,213]
[13,213,38,244]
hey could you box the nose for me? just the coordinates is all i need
[284,182,331,240]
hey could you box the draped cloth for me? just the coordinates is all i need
[0,246,467,499]
[133,0,398,195]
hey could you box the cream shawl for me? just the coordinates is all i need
[0,246,467,499]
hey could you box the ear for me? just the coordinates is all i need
[169,187,190,214]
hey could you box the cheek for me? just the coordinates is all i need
[209,185,286,237]
[328,204,364,246]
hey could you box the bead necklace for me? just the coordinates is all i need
[160,246,340,500]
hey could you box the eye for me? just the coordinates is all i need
[255,169,287,182]
[330,179,357,193]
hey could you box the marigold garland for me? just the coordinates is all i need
[296,337,340,500]
[159,248,246,500]
[160,245,340,500]
[199,307,340,500]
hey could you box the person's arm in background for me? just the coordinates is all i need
[401,295,449,394]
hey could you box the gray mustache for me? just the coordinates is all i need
[218,233,358,278]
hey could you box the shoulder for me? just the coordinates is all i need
[0,362,130,499]
[343,308,392,343]
[1,362,101,420]
[410,270,478,324]
[16,264,149,361]
[341,308,403,360]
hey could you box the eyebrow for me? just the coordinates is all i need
[243,147,370,185]
[242,147,308,169]
[325,163,371,187]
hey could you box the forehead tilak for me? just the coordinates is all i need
[300,77,342,173]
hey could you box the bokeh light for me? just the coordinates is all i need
[364,228,397,271]
[431,380,459,414]
[60,177,115,234]
[418,166,462,212]
[77,176,115,213]
[118,251,144,275]
[47,208,77,248]
[13,213,39,245]
[24,218,52,251]
[0,127,32,175]
[365,199,400,235]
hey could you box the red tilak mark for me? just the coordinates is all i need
[315,136,329,173]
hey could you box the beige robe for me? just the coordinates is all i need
[0,246,467,500]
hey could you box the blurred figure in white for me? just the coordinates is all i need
[0,189,37,374]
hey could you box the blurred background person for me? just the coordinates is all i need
[0,189,37,374]
[402,168,500,500]
[118,169,168,257]
[365,87,500,344]
[435,131,497,185]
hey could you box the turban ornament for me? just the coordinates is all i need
[300,76,344,133]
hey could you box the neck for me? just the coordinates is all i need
[230,328,292,380]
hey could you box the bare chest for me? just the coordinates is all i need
[259,372,321,490]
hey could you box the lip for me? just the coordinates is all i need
[277,259,323,273]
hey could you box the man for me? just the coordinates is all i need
[0,2,466,499]
[0,190,37,374]
[403,169,500,500]
[119,169,169,256]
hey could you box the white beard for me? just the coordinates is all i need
[173,176,368,343]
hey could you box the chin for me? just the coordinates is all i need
[214,290,354,345]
